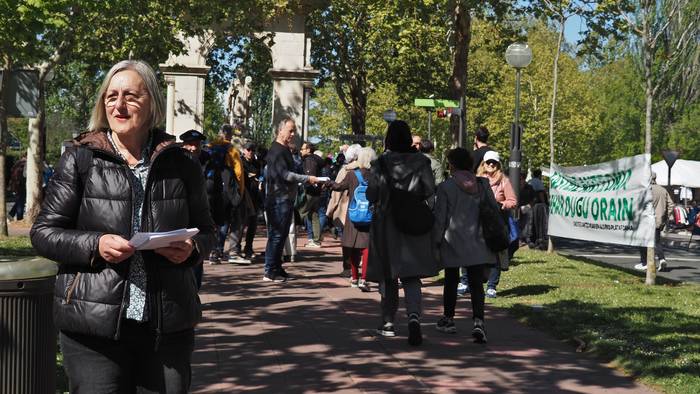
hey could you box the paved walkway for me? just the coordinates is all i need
[191,235,657,393]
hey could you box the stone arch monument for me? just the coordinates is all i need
[161,9,319,141]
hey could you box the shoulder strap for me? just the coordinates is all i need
[75,146,93,188]
[354,168,365,184]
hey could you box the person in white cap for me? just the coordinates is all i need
[472,150,516,298]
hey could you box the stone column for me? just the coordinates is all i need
[160,35,211,138]
[165,77,175,134]
[264,13,319,139]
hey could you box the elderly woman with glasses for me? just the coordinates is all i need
[474,150,516,298]
[31,60,215,393]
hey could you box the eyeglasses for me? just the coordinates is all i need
[104,91,147,108]
[485,160,499,166]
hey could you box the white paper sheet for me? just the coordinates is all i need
[129,228,199,250]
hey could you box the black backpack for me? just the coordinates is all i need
[205,145,240,225]
[477,177,510,253]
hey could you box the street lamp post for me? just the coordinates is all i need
[505,43,532,206]
[383,109,397,124]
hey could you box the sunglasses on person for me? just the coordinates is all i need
[485,160,499,166]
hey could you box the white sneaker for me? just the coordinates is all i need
[228,255,252,265]
[305,240,322,248]
[486,288,497,298]
[634,263,647,271]
[657,259,667,272]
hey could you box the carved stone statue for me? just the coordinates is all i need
[227,68,252,125]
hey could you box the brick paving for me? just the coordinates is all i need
[191,232,657,394]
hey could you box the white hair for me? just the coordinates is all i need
[88,60,165,132]
[345,144,362,163]
[355,147,377,169]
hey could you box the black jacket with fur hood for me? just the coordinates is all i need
[31,129,215,340]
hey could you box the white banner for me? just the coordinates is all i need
[548,154,656,247]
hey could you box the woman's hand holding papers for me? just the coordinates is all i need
[98,234,136,264]
[155,239,195,264]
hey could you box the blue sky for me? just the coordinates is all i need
[563,13,587,46]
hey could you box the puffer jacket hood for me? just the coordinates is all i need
[381,151,432,191]
[452,170,479,194]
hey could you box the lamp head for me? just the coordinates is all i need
[383,109,397,123]
[506,43,533,69]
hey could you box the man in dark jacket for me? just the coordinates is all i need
[300,141,326,247]
[471,125,492,172]
[264,117,320,282]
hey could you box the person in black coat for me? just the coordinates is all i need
[31,60,215,393]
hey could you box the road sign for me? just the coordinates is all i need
[0,70,39,118]
[414,98,460,108]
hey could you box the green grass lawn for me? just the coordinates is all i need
[489,248,700,394]
[0,235,35,256]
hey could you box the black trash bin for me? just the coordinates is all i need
[0,257,57,394]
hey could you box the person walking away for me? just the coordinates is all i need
[206,125,244,264]
[518,172,536,246]
[635,171,674,272]
[216,125,249,264]
[328,147,377,291]
[180,129,210,289]
[8,155,27,221]
[455,125,493,294]
[471,150,516,298]
[528,168,549,249]
[30,60,215,393]
[238,141,262,260]
[264,118,320,282]
[300,141,325,247]
[326,144,362,277]
[433,148,498,343]
[366,120,438,346]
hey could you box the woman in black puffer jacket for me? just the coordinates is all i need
[30,60,215,393]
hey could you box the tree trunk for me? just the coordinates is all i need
[547,13,565,254]
[644,40,653,155]
[350,83,366,135]
[549,14,564,166]
[0,58,11,236]
[448,3,472,147]
[25,73,47,223]
[642,7,656,285]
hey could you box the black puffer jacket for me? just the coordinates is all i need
[30,129,215,340]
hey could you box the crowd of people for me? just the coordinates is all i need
[29,59,546,392]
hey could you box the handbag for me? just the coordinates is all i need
[508,214,519,243]
[478,177,510,253]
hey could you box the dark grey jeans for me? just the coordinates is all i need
[378,277,422,323]
[60,320,194,393]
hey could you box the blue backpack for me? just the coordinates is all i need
[348,169,372,225]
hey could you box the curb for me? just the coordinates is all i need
[662,239,700,250]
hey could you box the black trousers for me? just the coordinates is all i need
[443,265,488,320]
[60,320,194,394]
